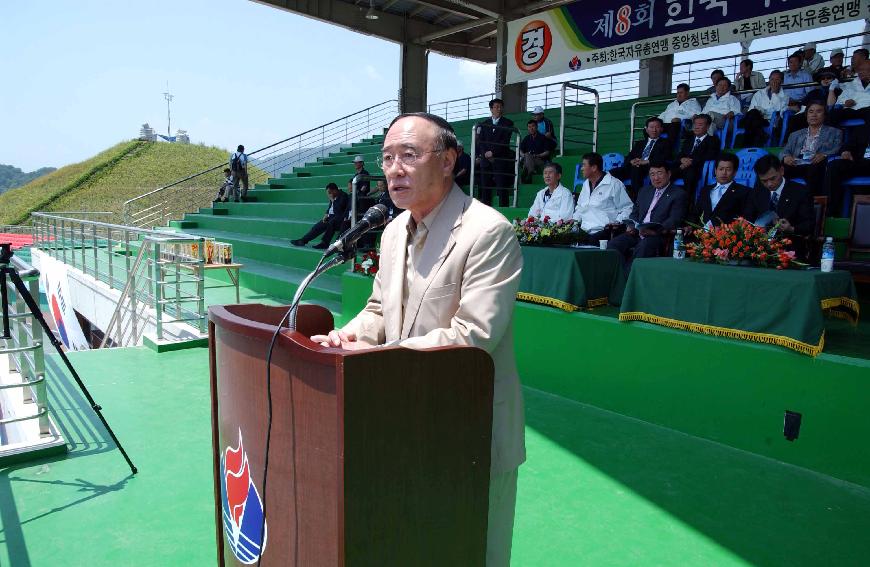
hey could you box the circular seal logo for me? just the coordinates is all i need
[514,20,552,74]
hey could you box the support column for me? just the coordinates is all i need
[399,42,428,113]
[638,54,674,97]
[493,17,528,113]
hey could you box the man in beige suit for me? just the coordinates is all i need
[312,113,525,566]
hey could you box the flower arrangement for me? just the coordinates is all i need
[513,216,587,246]
[686,218,801,269]
[353,250,379,277]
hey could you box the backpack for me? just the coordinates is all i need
[231,153,244,173]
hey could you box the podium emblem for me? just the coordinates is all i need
[221,429,267,564]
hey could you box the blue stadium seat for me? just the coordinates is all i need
[575,153,627,190]
[729,113,746,149]
[842,176,870,217]
[734,147,767,187]
[777,110,795,146]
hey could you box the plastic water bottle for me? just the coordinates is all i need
[673,229,685,259]
[821,237,835,272]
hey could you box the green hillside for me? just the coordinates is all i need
[0,141,231,225]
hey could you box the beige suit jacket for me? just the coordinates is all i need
[341,184,526,474]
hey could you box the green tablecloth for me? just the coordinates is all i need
[619,258,860,356]
[517,246,626,311]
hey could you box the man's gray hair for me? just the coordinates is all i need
[387,112,459,152]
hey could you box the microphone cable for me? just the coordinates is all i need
[256,253,326,567]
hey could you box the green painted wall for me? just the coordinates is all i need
[339,272,870,488]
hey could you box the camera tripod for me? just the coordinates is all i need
[0,243,137,474]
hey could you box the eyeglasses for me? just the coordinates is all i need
[376,149,442,170]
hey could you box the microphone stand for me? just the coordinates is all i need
[287,246,357,331]
[0,243,137,474]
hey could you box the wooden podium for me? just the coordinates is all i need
[208,303,494,566]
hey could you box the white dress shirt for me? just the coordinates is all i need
[571,173,633,232]
[702,92,742,117]
[836,78,870,110]
[659,98,702,123]
[528,183,574,222]
[748,88,790,119]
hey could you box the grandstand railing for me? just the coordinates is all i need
[1,256,49,433]
[560,83,599,154]
[123,100,399,229]
[425,31,869,123]
[30,213,207,343]
[0,255,66,461]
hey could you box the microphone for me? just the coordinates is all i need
[324,204,388,255]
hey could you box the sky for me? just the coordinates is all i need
[1,1,866,171]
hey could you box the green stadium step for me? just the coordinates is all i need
[250,187,327,203]
[204,254,343,308]
[178,214,314,239]
[210,202,326,220]
[271,175,345,189]
[294,164,362,177]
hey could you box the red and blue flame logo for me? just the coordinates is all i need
[221,429,267,564]
[49,294,70,347]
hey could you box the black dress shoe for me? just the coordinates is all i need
[312,242,329,250]
[290,239,306,246]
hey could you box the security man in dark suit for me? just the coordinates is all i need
[475,98,516,207]
[745,154,815,260]
[693,153,751,227]
[608,160,688,269]
[291,182,350,249]
[672,114,721,205]
[610,117,673,200]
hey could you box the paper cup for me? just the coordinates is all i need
[599,240,608,250]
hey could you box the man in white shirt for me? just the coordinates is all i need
[659,83,701,142]
[801,42,825,74]
[527,163,574,222]
[835,59,870,110]
[572,152,633,242]
[702,77,742,135]
[740,70,789,147]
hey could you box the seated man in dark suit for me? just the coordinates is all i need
[781,102,842,196]
[291,182,350,249]
[823,136,870,216]
[745,154,815,260]
[693,153,751,227]
[671,114,720,205]
[608,161,688,270]
[609,117,673,200]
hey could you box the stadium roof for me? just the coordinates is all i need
[253,0,572,63]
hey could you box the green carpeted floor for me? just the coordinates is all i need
[2,346,868,566]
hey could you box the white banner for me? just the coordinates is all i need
[39,256,90,351]
[507,0,870,84]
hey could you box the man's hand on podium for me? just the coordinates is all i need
[310,329,370,350]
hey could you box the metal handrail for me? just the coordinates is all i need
[627,77,855,149]
[469,124,522,208]
[30,213,207,344]
[0,256,49,433]
[560,83,599,155]
[122,100,399,228]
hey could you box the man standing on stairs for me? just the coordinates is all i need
[348,155,371,197]
[291,182,350,250]
[229,144,250,202]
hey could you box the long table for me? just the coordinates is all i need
[619,258,860,356]
[517,246,626,311]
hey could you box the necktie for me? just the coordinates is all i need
[769,191,779,212]
[643,189,665,223]
[693,137,702,152]
[642,138,655,160]
[543,190,551,204]
[711,184,725,210]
